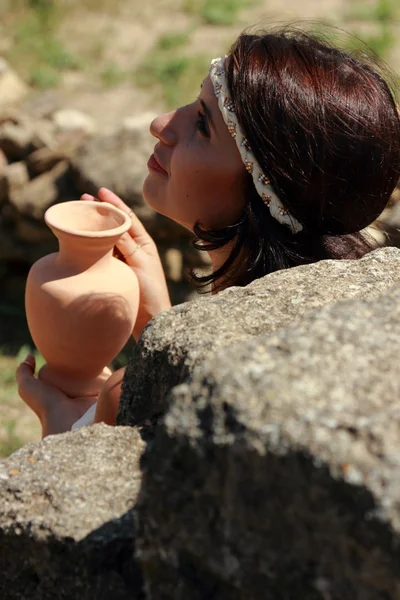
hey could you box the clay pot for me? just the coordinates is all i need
[25,200,139,397]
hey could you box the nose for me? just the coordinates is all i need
[150,111,178,146]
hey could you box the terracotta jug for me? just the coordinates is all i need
[25,200,139,398]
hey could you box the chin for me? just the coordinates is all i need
[142,175,160,210]
[143,180,194,231]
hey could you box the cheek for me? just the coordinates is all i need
[144,143,247,230]
[184,170,246,229]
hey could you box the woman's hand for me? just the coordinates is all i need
[81,188,172,340]
[16,354,98,438]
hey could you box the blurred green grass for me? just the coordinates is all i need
[184,0,253,25]
[135,30,210,108]
[0,347,43,457]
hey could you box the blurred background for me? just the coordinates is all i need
[0,0,399,456]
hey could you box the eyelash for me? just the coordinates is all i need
[196,111,209,137]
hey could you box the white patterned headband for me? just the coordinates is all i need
[209,56,303,234]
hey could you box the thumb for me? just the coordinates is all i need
[16,354,36,380]
[16,354,44,415]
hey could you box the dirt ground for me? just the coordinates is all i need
[44,0,399,131]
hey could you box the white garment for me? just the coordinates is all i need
[71,403,97,430]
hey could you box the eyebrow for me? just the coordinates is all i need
[200,98,216,131]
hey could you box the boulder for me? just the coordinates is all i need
[0,114,56,160]
[0,424,145,599]
[1,249,400,598]
[118,246,400,428]
[135,285,400,599]
[8,161,71,219]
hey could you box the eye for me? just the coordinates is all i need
[196,111,209,137]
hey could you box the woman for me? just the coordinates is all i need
[17,27,400,437]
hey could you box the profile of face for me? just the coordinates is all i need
[142,74,247,232]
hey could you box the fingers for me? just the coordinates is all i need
[16,353,35,379]
[115,233,144,266]
[98,188,150,243]
[16,355,44,415]
[98,188,128,211]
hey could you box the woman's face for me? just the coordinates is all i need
[142,75,247,231]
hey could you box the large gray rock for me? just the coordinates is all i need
[119,246,400,428]
[135,285,400,600]
[0,424,145,599]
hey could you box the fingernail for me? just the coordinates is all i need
[81,194,95,201]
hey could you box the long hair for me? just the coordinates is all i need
[191,28,400,291]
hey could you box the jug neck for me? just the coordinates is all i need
[56,231,116,272]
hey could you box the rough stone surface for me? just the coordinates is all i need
[0,424,145,599]
[119,246,400,428]
[135,286,400,600]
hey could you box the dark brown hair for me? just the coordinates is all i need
[191,28,400,291]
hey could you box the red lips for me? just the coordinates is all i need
[147,152,168,175]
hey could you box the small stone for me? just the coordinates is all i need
[122,113,156,135]
[52,109,96,136]
[4,161,29,189]
[164,248,183,282]
[0,160,29,203]
[0,64,29,110]
[0,120,33,159]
